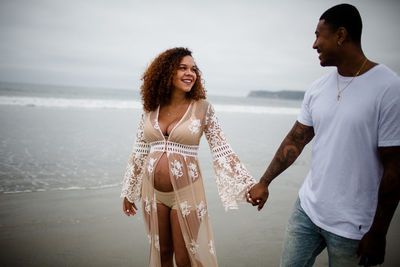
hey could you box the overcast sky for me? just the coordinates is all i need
[0,0,399,96]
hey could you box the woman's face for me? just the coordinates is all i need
[172,55,197,94]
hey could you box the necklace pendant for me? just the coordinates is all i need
[167,113,171,116]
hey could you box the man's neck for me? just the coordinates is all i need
[337,50,367,77]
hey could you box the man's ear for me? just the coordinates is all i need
[336,27,348,46]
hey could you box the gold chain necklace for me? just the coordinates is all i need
[336,57,368,101]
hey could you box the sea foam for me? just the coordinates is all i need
[0,96,300,115]
[0,96,142,109]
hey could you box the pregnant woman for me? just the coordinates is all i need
[121,47,255,267]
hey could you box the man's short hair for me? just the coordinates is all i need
[320,3,362,44]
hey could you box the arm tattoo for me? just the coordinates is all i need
[260,121,314,185]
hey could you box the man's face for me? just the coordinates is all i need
[312,19,339,67]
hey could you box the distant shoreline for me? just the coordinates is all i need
[248,90,305,100]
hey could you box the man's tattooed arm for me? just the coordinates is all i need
[260,121,315,185]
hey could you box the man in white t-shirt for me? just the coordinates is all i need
[248,3,400,267]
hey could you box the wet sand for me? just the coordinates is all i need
[0,181,399,266]
[0,105,399,266]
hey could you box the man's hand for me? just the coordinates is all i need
[246,182,269,211]
[356,230,386,266]
[356,146,400,266]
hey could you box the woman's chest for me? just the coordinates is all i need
[143,110,204,145]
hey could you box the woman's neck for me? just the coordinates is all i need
[169,90,188,107]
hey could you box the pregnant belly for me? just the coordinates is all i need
[153,153,173,192]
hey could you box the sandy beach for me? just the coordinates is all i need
[1,182,399,266]
[0,187,147,266]
[0,97,399,266]
[1,0,400,263]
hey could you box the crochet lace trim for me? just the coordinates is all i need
[149,140,199,157]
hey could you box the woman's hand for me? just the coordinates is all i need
[123,197,138,216]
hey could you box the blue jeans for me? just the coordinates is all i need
[280,198,360,267]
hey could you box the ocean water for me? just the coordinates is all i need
[2,83,399,267]
[0,82,306,194]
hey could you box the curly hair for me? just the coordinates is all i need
[140,47,206,112]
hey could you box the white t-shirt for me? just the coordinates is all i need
[297,64,400,240]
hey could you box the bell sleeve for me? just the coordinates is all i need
[120,113,150,203]
[204,103,256,211]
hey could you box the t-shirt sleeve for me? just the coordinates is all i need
[378,80,400,147]
[297,88,313,126]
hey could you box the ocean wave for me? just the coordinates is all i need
[2,183,121,194]
[213,104,300,115]
[0,96,300,115]
[0,96,143,109]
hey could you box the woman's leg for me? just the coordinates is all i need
[157,203,174,267]
[171,209,191,267]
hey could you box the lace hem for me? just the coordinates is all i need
[120,189,138,203]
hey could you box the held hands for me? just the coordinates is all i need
[246,182,269,211]
[123,197,138,216]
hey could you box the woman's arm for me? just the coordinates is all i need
[121,113,150,215]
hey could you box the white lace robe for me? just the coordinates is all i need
[121,99,255,266]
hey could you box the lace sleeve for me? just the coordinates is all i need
[120,113,150,203]
[204,104,255,211]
